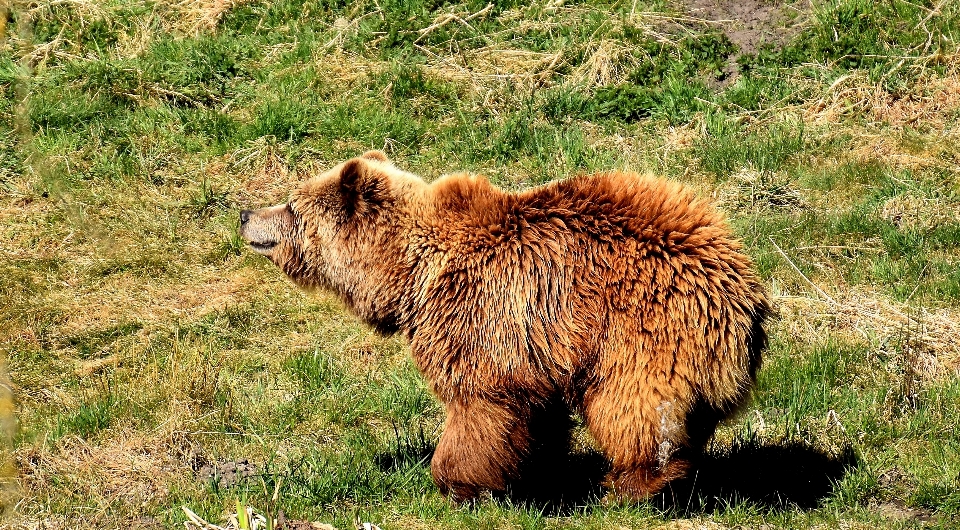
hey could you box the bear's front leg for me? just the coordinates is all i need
[430,399,533,503]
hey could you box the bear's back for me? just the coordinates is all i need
[424,171,726,255]
[523,172,722,242]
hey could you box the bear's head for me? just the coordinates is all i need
[239,151,425,333]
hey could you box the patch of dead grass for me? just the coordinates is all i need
[3,516,71,530]
[418,45,563,93]
[0,258,291,359]
[662,521,730,530]
[802,60,960,129]
[16,431,187,514]
[569,39,640,88]
[880,191,960,230]
[310,49,381,86]
[165,0,239,34]
[409,6,665,93]
[777,290,960,383]
[0,196,73,261]
[800,62,960,171]
[715,166,806,213]
[228,140,306,206]
[662,122,701,152]
[846,128,960,172]
[872,72,960,129]
[39,267,269,339]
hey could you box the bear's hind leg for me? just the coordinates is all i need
[511,398,575,502]
[584,389,692,501]
[605,453,691,502]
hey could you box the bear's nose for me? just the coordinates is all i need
[240,210,252,224]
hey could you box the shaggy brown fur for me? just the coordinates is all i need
[240,152,771,502]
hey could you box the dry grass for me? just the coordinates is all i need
[167,0,240,34]
[778,289,960,382]
[14,0,246,66]
[801,54,960,127]
[569,39,640,88]
[16,431,187,514]
[881,192,960,231]
[715,166,806,213]
[797,58,960,171]
[871,74,960,129]
[414,45,565,99]
[848,129,960,172]
[410,5,687,94]
[46,269,264,336]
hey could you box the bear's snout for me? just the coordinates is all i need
[238,204,293,256]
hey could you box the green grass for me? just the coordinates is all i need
[3,0,960,528]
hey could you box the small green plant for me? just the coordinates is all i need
[54,392,118,440]
[249,99,315,142]
[189,177,230,218]
[697,114,806,176]
[214,221,246,261]
[234,497,275,530]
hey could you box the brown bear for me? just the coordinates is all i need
[239,151,771,503]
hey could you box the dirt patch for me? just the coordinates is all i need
[873,500,936,523]
[197,458,258,487]
[683,0,801,86]
[686,0,788,56]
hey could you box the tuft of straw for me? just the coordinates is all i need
[165,0,239,34]
[716,167,806,213]
[778,291,960,383]
[569,39,640,88]
[17,433,183,511]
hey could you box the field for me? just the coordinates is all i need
[2,0,960,527]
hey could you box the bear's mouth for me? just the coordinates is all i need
[249,240,278,254]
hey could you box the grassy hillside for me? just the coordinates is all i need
[2,0,960,528]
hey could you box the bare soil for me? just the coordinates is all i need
[683,0,801,85]
[196,458,257,487]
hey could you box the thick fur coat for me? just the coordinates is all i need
[240,151,771,502]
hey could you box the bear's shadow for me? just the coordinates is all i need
[649,439,858,514]
[376,436,857,514]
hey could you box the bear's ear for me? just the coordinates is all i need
[339,158,385,218]
[360,150,389,162]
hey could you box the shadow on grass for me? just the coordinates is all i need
[376,436,857,515]
[653,439,859,514]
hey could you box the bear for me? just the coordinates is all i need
[239,151,771,503]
